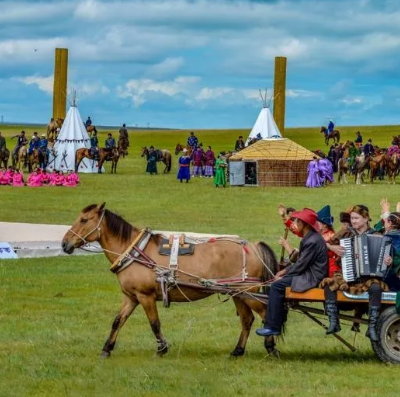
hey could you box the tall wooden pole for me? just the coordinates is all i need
[52,48,68,120]
[273,56,287,136]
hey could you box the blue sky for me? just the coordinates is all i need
[1,0,400,129]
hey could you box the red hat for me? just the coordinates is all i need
[290,208,320,232]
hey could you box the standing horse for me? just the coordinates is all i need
[337,143,350,184]
[0,148,10,168]
[118,138,129,158]
[75,148,116,174]
[386,153,398,184]
[28,148,40,172]
[47,118,64,139]
[86,125,98,135]
[354,153,369,185]
[369,153,386,183]
[175,143,193,157]
[141,147,172,173]
[61,203,279,358]
[16,145,28,170]
[320,127,341,146]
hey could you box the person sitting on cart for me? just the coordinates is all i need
[321,204,395,341]
[256,208,328,337]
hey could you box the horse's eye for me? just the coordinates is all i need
[81,218,88,223]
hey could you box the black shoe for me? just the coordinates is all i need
[325,301,341,334]
[366,306,380,342]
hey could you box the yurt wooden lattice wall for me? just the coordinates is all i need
[229,138,317,187]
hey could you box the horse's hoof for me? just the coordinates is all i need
[156,342,169,357]
[230,347,245,357]
[269,348,281,359]
[100,351,111,359]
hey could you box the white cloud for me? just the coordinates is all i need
[146,57,185,78]
[17,75,54,94]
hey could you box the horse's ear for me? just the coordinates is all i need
[98,202,106,212]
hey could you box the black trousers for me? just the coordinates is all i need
[265,275,294,331]
[324,283,382,307]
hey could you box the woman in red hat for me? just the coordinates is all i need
[256,208,328,337]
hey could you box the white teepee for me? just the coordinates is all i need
[246,89,282,145]
[47,91,100,173]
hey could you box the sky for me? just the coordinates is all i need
[1,0,400,129]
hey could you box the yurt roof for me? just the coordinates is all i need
[230,138,317,161]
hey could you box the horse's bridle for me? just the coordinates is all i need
[67,210,105,246]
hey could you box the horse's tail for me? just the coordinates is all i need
[257,241,279,281]
[94,126,98,134]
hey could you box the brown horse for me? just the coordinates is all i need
[86,125,98,135]
[175,143,193,157]
[16,145,28,170]
[386,153,398,184]
[61,203,279,358]
[141,147,172,173]
[0,148,10,168]
[47,118,64,139]
[354,153,370,185]
[337,142,350,184]
[118,137,129,158]
[320,127,341,146]
[28,148,40,172]
[369,153,386,183]
[75,147,119,174]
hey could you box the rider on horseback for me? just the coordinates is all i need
[28,132,40,155]
[327,119,334,135]
[0,131,6,158]
[11,131,27,158]
[85,117,92,131]
[90,131,99,160]
[105,133,116,150]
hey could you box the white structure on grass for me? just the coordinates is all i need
[246,89,282,145]
[47,90,99,173]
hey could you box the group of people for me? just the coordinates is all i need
[256,200,400,342]
[0,167,79,187]
[306,156,334,187]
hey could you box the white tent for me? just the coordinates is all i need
[47,95,100,173]
[246,89,282,145]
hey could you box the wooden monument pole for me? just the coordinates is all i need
[273,56,287,136]
[52,48,68,120]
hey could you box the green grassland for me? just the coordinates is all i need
[1,123,400,397]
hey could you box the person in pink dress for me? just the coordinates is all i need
[12,169,24,186]
[55,171,65,186]
[0,168,7,185]
[41,169,50,185]
[63,170,80,187]
[49,170,58,186]
[27,169,42,187]
[4,166,14,185]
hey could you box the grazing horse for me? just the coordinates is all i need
[61,203,279,358]
[87,125,98,135]
[320,127,341,145]
[337,142,350,184]
[174,143,193,157]
[386,153,398,184]
[47,118,64,139]
[141,147,172,173]
[75,148,117,174]
[369,153,386,183]
[0,148,10,168]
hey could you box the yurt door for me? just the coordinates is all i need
[229,161,245,185]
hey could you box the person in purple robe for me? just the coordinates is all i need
[306,157,322,188]
[318,157,334,184]
[177,149,191,183]
[204,146,215,177]
[192,146,204,177]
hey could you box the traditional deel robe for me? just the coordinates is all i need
[286,229,328,292]
[41,172,50,185]
[306,160,322,187]
[204,150,215,177]
[177,155,191,181]
[146,150,157,174]
[27,172,42,187]
[64,172,79,187]
[214,158,226,187]
[187,135,198,149]
[12,172,24,187]
[0,170,8,185]
[348,146,359,166]
[318,158,334,183]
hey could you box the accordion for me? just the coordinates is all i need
[340,234,392,282]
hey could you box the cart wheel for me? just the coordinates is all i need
[371,307,400,364]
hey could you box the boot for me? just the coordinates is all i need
[366,306,380,342]
[325,301,341,334]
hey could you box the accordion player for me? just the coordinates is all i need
[340,234,392,282]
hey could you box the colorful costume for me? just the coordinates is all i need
[64,172,79,187]
[318,158,334,184]
[192,148,204,177]
[146,149,157,175]
[306,160,322,187]
[27,172,42,187]
[0,170,8,185]
[388,145,400,157]
[12,171,24,187]
[177,155,191,182]
[49,172,58,186]
[214,157,226,187]
[204,149,215,177]
[55,173,65,186]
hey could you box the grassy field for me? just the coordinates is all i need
[1,123,400,397]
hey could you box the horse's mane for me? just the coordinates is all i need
[83,205,136,242]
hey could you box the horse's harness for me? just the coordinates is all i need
[67,210,106,246]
